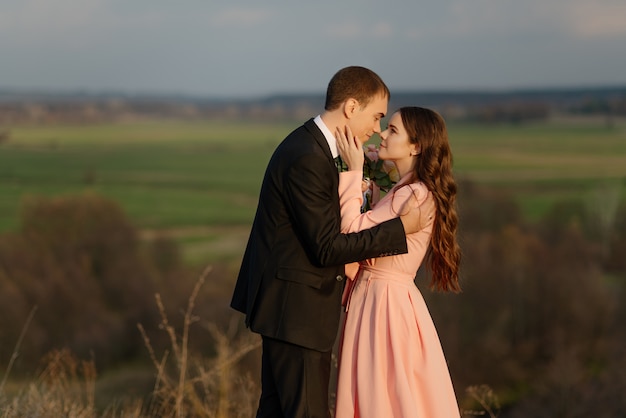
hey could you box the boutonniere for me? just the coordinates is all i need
[361,145,400,211]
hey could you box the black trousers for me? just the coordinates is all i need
[256,336,332,418]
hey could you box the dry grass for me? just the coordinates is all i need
[0,306,37,396]
[0,348,130,418]
[137,265,261,417]
[0,266,500,417]
[461,384,502,417]
[0,265,261,417]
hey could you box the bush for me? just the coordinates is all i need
[0,194,160,370]
[422,183,624,412]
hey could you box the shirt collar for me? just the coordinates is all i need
[313,115,339,159]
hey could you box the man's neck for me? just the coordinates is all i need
[319,111,343,138]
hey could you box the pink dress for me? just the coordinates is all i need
[335,171,460,418]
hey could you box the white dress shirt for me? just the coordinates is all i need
[313,115,339,159]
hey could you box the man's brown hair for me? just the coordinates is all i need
[324,66,390,111]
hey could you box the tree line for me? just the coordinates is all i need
[1,86,625,125]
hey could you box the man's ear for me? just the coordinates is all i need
[342,98,359,119]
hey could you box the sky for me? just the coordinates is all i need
[1,0,625,98]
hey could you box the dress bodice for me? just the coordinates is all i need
[338,170,435,280]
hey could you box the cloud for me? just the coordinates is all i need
[562,2,626,38]
[0,0,102,31]
[372,22,393,39]
[0,0,172,49]
[325,21,362,40]
[325,21,393,40]
[441,0,626,40]
[0,0,109,49]
[210,7,273,27]
[443,0,524,37]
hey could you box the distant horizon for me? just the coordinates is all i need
[1,82,626,102]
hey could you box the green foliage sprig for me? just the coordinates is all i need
[361,144,400,211]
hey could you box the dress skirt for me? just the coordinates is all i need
[334,265,460,418]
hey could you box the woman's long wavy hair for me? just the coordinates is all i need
[398,106,461,292]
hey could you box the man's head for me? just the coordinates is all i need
[325,66,389,111]
[324,66,389,144]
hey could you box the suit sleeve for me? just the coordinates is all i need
[283,153,407,267]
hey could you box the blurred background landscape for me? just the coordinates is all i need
[1,87,625,417]
[1,0,626,416]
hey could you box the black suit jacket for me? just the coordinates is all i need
[231,118,408,352]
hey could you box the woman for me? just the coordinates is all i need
[334,106,461,417]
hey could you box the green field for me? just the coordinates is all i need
[1,117,625,264]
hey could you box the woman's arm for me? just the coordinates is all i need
[339,171,433,234]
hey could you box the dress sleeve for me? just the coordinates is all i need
[338,171,366,233]
[339,171,431,234]
[340,170,392,233]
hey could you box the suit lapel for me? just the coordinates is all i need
[304,119,333,162]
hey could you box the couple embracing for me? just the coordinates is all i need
[231,66,461,418]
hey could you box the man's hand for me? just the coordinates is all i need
[335,125,364,171]
[400,192,436,234]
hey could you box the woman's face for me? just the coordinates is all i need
[378,111,419,162]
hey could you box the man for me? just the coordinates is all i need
[231,66,423,417]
